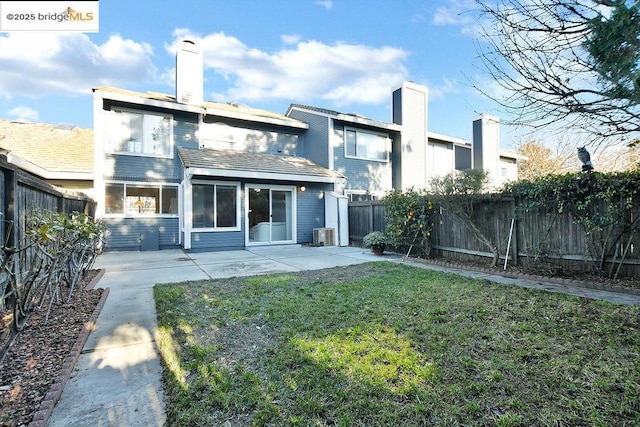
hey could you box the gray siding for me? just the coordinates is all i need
[103,217,180,251]
[296,184,332,243]
[190,231,245,251]
[287,110,330,167]
[101,109,198,182]
[331,124,392,193]
[201,117,301,156]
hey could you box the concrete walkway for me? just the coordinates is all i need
[46,245,640,426]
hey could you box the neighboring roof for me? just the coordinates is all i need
[178,148,346,183]
[428,131,470,147]
[94,87,308,130]
[500,150,528,161]
[0,119,93,178]
[287,103,402,132]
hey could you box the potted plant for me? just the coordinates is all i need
[363,231,387,255]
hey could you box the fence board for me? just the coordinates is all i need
[348,195,640,278]
[0,154,96,247]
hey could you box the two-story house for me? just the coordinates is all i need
[92,40,523,252]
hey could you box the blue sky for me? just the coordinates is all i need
[0,0,517,146]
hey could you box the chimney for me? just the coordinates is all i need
[176,39,203,105]
[391,81,428,190]
[472,114,500,188]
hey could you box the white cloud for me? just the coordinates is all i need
[281,34,301,45]
[7,106,38,122]
[432,0,479,35]
[0,32,157,98]
[427,77,461,100]
[167,29,409,107]
[315,0,333,10]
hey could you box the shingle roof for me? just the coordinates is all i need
[0,119,93,174]
[178,148,345,182]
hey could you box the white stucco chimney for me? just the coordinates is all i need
[176,39,203,105]
[391,81,429,190]
[472,114,500,188]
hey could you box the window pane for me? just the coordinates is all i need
[216,186,237,227]
[375,134,388,161]
[192,184,214,228]
[112,111,170,156]
[161,187,178,214]
[105,183,124,214]
[129,113,143,152]
[346,129,388,161]
[356,132,369,158]
[346,130,356,157]
[147,115,171,156]
[126,186,159,215]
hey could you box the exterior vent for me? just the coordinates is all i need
[313,228,335,246]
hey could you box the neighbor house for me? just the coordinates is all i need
[0,119,94,193]
[92,40,523,252]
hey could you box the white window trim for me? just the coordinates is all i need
[103,181,180,218]
[343,127,390,163]
[106,108,174,159]
[190,180,242,232]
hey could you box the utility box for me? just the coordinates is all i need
[140,230,160,251]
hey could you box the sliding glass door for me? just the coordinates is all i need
[247,185,295,244]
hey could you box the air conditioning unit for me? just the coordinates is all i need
[313,228,335,246]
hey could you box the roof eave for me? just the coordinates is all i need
[93,88,205,114]
[204,106,308,130]
[185,166,345,184]
[6,152,93,180]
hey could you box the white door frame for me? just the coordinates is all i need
[245,184,297,246]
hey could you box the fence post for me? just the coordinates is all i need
[3,168,17,249]
[510,198,518,267]
[368,203,374,233]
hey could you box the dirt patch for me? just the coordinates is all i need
[0,270,105,427]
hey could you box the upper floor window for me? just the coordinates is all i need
[109,109,173,157]
[345,128,389,162]
[105,182,178,216]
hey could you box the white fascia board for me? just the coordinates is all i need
[6,152,93,180]
[287,105,400,131]
[186,167,345,184]
[94,89,205,114]
[428,131,469,146]
[335,114,401,131]
[205,106,308,130]
[500,150,528,161]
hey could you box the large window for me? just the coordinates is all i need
[109,109,172,157]
[105,183,178,216]
[345,128,389,161]
[192,182,239,229]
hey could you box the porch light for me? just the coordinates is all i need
[298,185,306,192]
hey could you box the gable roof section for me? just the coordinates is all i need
[94,87,308,130]
[0,119,93,179]
[179,148,345,183]
[287,103,402,132]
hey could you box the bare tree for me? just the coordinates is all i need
[475,0,640,148]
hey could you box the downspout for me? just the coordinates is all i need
[183,167,193,249]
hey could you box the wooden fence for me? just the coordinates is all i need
[349,197,640,278]
[0,154,96,248]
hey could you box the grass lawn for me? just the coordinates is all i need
[154,262,640,426]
